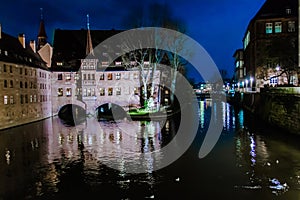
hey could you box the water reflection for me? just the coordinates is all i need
[0,99,300,199]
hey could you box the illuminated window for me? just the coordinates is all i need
[274,22,282,33]
[87,88,91,96]
[108,88,113,96]
[270,77,278,84]
[266,23,272,34]
[116,73,121,80]
[30,95,33,103]
[34,95,37,102]
[4,95,8,105]
[66,88,72,97]
[107,73,113,80]
[288,21,295,32]
[100,73,104,80]
[116,87,121,95]
[83,88,87,96]
[99,88,105,96]
[65,73,71,81]
[58,88,63,97]
[286,8,291,14]
[58,73,63,80]
[134,87,139,95]
[115,61,122,66]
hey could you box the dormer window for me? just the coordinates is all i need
[286,8,291,14]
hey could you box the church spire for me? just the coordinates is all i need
[86,14,94,56]
[37,8,47,50]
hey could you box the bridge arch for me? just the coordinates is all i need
[58,104,86,125]
[96,103,129,121]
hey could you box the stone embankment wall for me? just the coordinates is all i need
[230,87,300,135]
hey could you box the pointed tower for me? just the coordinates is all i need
[37,8,47,50]
[86,14,94,56]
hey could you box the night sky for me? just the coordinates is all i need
[0,0,266,81]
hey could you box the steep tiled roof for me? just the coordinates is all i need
[51,29,124,71]
[0,31,48,70]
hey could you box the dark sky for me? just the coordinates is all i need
[0,0,265,81]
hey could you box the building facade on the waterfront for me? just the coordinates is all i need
[237,0,299,89]
[0,25,52,130]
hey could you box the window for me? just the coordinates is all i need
[243,31,250,49]
[4,80,7,88]
[30,95,33,103]
[10,96,13,104]
[20,95,23,104]
[116,73,121,80]
[274,22,282,33]
[288,21,295,32]
[133,72,138,79]
[99,88,105,96]
[88,74,90,80]
[83,88,87,97]
[65,73,71,81]
[20,81,23,88]
[270,77,278,84]
[25,82,27,88]
[91,74,95,80]
[107,73,112,80]
[66,88,72,97]
[286,8,291,14]
[87,88,91,96]
[3,64,6,72]
[134,87,139,95]
[20,68,23,74]
[34,95,37,102]
[266,23,272,34]
[58,73,63,80]
[108,88,113,96]
[83,74,87,80]
[4,95,8,105]
[9,65,12,73]
[25,95,28,103]
[116,87,121,95]
[58,88,63,97]
[25,69,27,75]
[91,88,95,96]
[100,73,104,80]
[9,80,13,88]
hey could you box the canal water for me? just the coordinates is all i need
[1,99,300,199]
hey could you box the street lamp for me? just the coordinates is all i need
[245,79,249,91]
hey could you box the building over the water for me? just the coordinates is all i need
[235,0,299,90]
[0,14,172,129]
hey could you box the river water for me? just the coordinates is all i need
[1,99,300,199]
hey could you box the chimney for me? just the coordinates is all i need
[18,33,25,48]
[30,40,36,53]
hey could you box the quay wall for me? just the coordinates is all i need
[230,87,300,135]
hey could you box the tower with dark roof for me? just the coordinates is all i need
[37,8,47,50]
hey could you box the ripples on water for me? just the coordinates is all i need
[0,100,300,199]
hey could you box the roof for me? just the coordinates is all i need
[0,31,48,70]
[253,0,298,20]
[51,29,124,71]
[38,20,47,38]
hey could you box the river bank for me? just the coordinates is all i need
[227,87,300,136]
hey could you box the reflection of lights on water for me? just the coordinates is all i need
[199,100,205,128]
[250,136,256,166]
[269,178,289,195]
[238,110,244,128]
[5,150,10,165]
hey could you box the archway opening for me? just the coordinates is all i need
[96,103,129,121]
[58,104,86,126]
